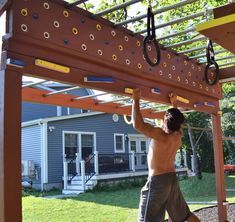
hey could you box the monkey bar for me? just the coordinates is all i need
[0,0,234,221]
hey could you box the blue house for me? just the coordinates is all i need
[21,83,150,194]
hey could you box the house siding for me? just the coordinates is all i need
[47,113,140,183]
[22,124,42,184]
[22,102,57,122]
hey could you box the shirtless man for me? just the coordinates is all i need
[132,89,200,222]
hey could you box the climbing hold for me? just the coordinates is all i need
[176,96,189,104]
[204,102,215,107]
[84,76,115,83]
[151,87,161,94]
[7,58,25,68]
[21,8,28,16]
[35,59,70,73]
[124,88,134,94]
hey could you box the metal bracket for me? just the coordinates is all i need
[0,0,11,17]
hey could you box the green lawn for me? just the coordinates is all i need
[23,173,235,222]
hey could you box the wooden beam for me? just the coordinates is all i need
[22,87,166,119]
[0,68,22,222]
[7,52,220,115]
[5,0,222,104]
[219,66,235,83]
[213,3,235,19]
[211,110,227,221]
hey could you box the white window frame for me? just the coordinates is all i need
[79,132,96,159]
[62,131,96,160]
[62,131,79,158]
[114,133,125,153]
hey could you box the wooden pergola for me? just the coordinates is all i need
[0,0,234,221]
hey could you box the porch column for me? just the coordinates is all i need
[81,160,85,191]
[63,155,68,190]
[75,153,80,175]
[94,151,99,175]
[131,151,135,172]
[0,68,22,222]
[211,112,227,221]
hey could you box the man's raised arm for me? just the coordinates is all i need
[132,88,145,130]
[132,89,164,140]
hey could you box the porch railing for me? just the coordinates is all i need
[63,151,148,191]
[85,153,96,183]
[67,156,77,182]
[98,153,131,174]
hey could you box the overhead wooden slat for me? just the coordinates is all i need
[22,87,166,119]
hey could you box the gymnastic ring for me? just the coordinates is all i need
[143,35,160,67]
[205,60,219,85]
[123,115,133,125]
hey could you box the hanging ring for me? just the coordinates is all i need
[124,115,133,125]
[143,35,160,66]
[205,60,219,85]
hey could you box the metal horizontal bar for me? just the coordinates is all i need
[43,86,80,97]
[22,80,48,88]
[67,0,88,6]
[135,10,209,35]
[189,49,227,59]
[177,43,218,54]
[119,100,152,108]
[98,97,130,104]
[199,55,235,64]
[217,61,235,67]
[115,0,198,26]
[164,36,207,49]
[157,27,196,41]
[95,0,141,16]
[177,45,207,54]
[72,92,109,101]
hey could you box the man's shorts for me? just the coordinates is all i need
[138,172,191,222]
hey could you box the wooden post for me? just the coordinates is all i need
[0,68,22,222]
[211,112,227,221]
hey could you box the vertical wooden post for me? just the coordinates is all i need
[211,112,227,221]
[0,68,22,222]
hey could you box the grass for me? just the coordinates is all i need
[22,173,235,222]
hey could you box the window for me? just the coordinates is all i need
[81,134,94,159]
[141,141,147,152]
[114,134,125,153]
[64,133,78,158]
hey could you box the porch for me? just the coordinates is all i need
[62,151,188,194]
[62,151,148,194]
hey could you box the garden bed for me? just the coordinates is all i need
[194,203,235,222]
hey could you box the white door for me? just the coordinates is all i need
[129,136,148,170]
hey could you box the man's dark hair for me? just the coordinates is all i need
[165,108,184,132]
